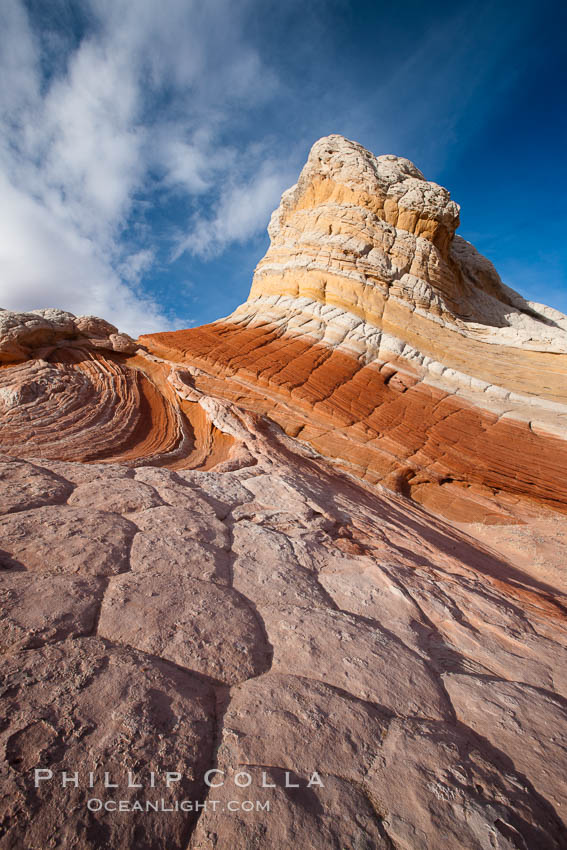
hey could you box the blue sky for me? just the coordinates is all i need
[1,0,565,335]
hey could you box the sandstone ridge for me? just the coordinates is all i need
[1,136,567,849]
[0,307,137,362]
[141,135,567,523]
[253,135,567,347]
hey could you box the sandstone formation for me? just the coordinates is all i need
[0,136,566,849]
[0,309,137,363]
[141,136,567,523]
[1,429,566,849]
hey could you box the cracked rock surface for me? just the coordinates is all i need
[0,416,566,848]
[0,135,566,849]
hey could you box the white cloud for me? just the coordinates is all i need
[159,128,238,196]
[118,250,156,285]
[7,1,505,337]
[174,164,292,259]
[0,172,168,336]
[0,0,284,335]
[0,0,550,336]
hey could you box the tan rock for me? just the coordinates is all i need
[98,572,271,684]
[188,769,390,850]
[219,672,389,780]
[0,506,136,575]
[0,309,76,362]
[175,469,255,518]
[130,528,230,584]
[0,573,103,652]
[258,603,450,719]
[21,458,132,484]
[365,716,565,850]
[133,505,229,549]
[68,477,164,513]
[0,459,72,515]
[444,674,567,821]
[0,638,215,850]
[317,553,426,652]
[231,521,333,607]
[134,467,221,514]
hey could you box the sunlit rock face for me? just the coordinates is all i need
[0,136,567,849]
[142,135,567,523]
[251,135,566,345]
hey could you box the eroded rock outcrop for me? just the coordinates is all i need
[0,308,137,362]
[141,135,567,523]
[0,419,566,849]
[0,135,566,849]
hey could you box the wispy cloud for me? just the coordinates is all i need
[173,159,294,260]
[0,0,560,334]
[0,0,286,334]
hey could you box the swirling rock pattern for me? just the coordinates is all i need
[143,136,567,522]
[0,136,566,849]
[0,349,186,464]
[0,424,566,849]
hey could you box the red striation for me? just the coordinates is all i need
[1,136,567,849]
[142,321,567,522]
[0,346,239,471]
[0,348,182,463]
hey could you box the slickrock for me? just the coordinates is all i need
[444,675,567,821]
[130,531,230,585]
[218,672,390,780]
[67,477,164,513]
[363,716,564,850]
[0,574,103,652]
[0,413,566,847]
[0,505,136,575]
[140,136,567,523]
[0,135,566,848]
[98,573,270,684]
[0,459,72,514]
[261,601,452,719]
[188,768,390,850]
[0,639,216,850]
[231,522,334,607]
[134,505,229,549]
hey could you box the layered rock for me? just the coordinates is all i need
[0,418,566,849]
[249,136,567,349]
[2,138,566,520]
[0,317,236,467]
[141,136,567,523]
[0,308,137,362]
[0,135,566,849]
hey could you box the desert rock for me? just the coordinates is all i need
[0,136,566,849]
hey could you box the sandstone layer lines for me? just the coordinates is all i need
[1,134,567,848]
[1,411,567,848]
[144,316,567,522]
[140,135,567,522]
